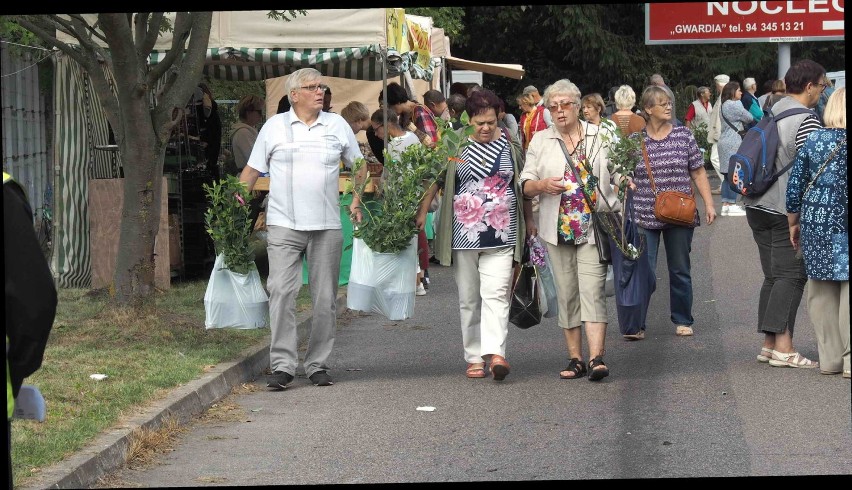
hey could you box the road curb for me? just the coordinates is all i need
[19,292,348,490]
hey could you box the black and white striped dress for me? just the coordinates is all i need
[452,134,518,250]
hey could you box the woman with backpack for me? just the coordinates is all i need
[785,87,848,378]
[718,81,754,217]
[742,59,826,370]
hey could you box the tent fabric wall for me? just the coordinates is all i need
[52,52,124,288]
[53,52,94,288]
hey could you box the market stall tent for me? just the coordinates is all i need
[50,9,435,288]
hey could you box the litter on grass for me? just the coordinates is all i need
[416,406,436,412]
[89,374,108,381]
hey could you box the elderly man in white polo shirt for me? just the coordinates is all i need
[239,68,366,389]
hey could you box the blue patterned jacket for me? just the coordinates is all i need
[786,128,847,281]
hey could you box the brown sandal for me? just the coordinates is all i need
[466,362,486,378]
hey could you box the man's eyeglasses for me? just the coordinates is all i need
[300,83,329,93]
[816,82,828,92]
[547,100,578,112]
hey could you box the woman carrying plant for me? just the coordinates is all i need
[519,79,620,381]
[371,108,428,296]
[630,85,716,339]
[419,89,532,381]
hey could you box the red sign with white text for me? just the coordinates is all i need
[646,1,845,44]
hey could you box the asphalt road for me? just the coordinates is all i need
[101,187,852,485]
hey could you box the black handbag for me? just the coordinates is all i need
[557,139,612,264]
[509,261,542,329]
[509,243,542,329]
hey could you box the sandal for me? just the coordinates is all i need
[675,325,694,336]
[559,358,587,379]
[757,347,773,363]
[588,355,610,382]
[466,362,486,378]
[768,350,819,369]
[623,330,645,341]
[489,355,510,381]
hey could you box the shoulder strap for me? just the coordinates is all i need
[641,137,657,195]
[720,104,741,132]
[803,135,847,197]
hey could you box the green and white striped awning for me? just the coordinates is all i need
[148,45,432,82]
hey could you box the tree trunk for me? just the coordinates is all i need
[111,105,166,307]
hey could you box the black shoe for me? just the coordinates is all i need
[309,370,334,386]
[421,277,429,290]
[266,370,294,390]
[429,256,440,264]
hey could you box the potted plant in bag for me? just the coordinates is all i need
[344,114,474,319]
[202,175,269,329]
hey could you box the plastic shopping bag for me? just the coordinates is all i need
[347,236,417,320]
[204,253,270,329]
[537,249,559,319]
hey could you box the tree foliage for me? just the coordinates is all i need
[4,12,302,306]
[453,4,844,118]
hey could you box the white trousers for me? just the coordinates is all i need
[710,143,723,180]
[452,247,514,363]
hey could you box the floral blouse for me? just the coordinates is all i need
[785,128,848,281]
[452,134,518,249]
[558,140,596,245]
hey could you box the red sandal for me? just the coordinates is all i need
[489,355,510,381]
[466,362,486,378]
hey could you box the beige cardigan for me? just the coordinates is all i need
[518,122,621,247]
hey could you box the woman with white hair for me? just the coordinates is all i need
[607,85,646,136]
[519,79,620,381]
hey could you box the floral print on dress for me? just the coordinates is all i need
[557,148,596,245]
[454,171,514,243]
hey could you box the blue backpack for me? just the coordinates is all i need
[726,107,815,197]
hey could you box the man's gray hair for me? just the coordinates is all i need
[743,77,757,90]
[542,79,581,108]
[286,68,322,95]
[522,85,539,96]
[649,73,666,87]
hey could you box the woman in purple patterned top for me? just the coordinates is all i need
[629,85,716,338]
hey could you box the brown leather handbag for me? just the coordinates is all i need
[642,140,697,227]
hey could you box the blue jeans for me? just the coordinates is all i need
[640,226,695,326]
[720,173,738,204]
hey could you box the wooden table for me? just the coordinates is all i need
[253,176,378,193]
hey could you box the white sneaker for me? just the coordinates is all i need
[416,283,427,296]
[726,204,746,216]
[721,206,729,216]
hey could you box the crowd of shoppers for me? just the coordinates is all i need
[220,58,841,388]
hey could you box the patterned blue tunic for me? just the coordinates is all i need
[785,128,848,281]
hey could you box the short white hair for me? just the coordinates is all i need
[614,85,636,110]
[286,68,322,95]
[743,77,757,90]
[542,79,581,107]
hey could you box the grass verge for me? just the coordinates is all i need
[11,278,320,487]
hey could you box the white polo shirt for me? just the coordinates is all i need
[247,110,362,230]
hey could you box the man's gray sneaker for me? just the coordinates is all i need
[266,371,294,390]
[309,370,333,386]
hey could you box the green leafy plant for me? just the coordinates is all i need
[690,121,712,166]
[203,175,255,274]
[347,113,474,254]
[598,127,645,260]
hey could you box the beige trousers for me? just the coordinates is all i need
[807,279,850,373]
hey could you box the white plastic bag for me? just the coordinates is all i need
[204,253,270,329]
[347,236,417,320]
